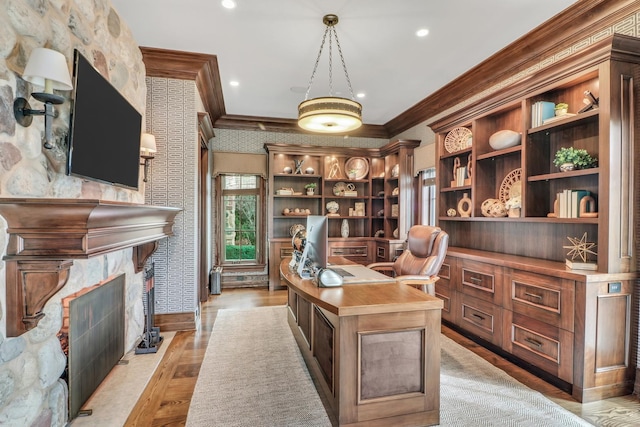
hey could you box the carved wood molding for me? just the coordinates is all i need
[133,241,159,274]
[0,199,181,336]
[5,260,73,336]
[141,47,225,124]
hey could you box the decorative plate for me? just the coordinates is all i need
[499,168,522,204]
[345,157,369,180]
[444,127,472,153]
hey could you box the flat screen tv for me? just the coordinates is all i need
[67,49,142,190]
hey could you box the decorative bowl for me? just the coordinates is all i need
[489,130,521,151]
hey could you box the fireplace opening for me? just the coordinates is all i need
[58,274,125,420]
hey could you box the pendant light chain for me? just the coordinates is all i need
[303,17,356,101]
[331,25,356,101]
[297,14,362,134]
[304,25,331,101]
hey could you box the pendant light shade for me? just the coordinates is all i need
[298,14,362,133]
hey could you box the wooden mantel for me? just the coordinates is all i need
[0,198,182,337]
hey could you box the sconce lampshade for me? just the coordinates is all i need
[22,48,73,93]
[140,133,157,155]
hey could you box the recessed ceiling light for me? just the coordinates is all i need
[356,92,366,99]
[221,0,236,9]
[230,81,239,87]
[416,28,429,37]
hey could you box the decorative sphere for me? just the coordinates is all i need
[305,167,315,174]
[283,166,293,174]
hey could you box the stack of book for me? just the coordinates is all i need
[556,189,591,218]
[531,101,555,127]
[565,259,597,270]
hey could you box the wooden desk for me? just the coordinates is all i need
[280,258,443,427]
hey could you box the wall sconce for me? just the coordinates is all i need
[13,48,73,149]
[140,133,157,183]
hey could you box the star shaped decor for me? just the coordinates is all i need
[563,232,597,262]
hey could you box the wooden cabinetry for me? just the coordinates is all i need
[429,35,640,402]
[265,141,419,290]
[432,35,640,274]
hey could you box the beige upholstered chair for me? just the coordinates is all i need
[368,225,449,295]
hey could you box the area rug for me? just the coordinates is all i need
[186,305,591,427]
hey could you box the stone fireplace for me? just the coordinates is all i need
[0,199,180,425]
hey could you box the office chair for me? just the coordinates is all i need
[368,225,449,295]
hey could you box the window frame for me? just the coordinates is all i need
[418,167,437,226]
[215,174,266,271]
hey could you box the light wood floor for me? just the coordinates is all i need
[125,288,640,426]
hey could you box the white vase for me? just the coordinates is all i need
[341,219,349,238]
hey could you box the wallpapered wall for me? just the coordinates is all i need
[145,76,198,314]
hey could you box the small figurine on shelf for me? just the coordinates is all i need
[294,159,304,174]
[327,157,341,178]
[563,232,597,270]
[504,196,521,218]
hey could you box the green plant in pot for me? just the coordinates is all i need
[554,102,569,116]
[553,147,598,171]
[304,182,317,194]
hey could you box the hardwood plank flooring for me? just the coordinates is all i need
[125,288,640,426]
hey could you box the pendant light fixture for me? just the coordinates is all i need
[298,14,362,133]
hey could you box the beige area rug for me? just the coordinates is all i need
[186,306,592,427]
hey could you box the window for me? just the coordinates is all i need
[218,174,265,267]
[419,167,436,226]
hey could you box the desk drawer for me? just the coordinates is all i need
[506,270,574,332]
[435,284,456,323]
[503,311,573,382]
[459,260,503,305]
[459,294,502,346]
[436,256,456,290]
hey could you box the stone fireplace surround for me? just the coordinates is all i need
[0,198,180,425]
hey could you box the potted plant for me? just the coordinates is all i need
[304,182,317,195]
[553,147,597,172]
[555,102,569,116]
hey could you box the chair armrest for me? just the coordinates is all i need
[395,275,440,295]
[394,275,440,285]
[366,262,394,272]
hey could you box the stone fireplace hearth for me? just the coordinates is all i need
[0,199,180,426]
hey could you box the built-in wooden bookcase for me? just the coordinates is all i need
[429,34,640,403]
[433,36,639,273]
[265,140,419,290]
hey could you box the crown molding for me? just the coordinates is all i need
[214,114,389,139]
[384,0,638,136]
[140,46,225,122]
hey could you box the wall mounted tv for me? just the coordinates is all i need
[67,49,142,190]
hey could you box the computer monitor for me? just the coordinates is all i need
[297,215,328,277]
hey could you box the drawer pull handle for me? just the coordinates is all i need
[469,277,483,282]
[525,337,543,348]
[524,292,543,300]
[333,251,344,255]
[472,313,485,321]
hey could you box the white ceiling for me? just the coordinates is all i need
[110,0,577,126]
